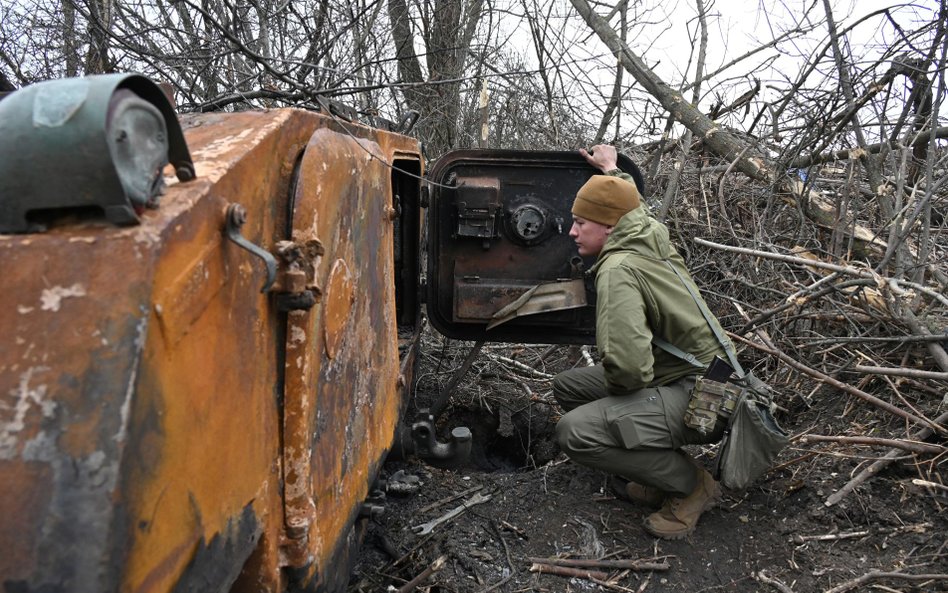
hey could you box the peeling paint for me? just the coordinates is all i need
[187,112,293,182]
[115,315,148,445]
[40,283,87,312]
[132,225,163,248]
[290,326,307,345]
[20,427,58,462]
[0,366,53,459]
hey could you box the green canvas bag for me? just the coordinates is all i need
[711,374,789,490]
[655,261,790,490]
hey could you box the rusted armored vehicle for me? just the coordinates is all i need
[0,74,644,593]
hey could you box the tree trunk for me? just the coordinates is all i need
[388,0,484,155]
[387,0,429,107]
[568,0,775,183]
[62,0,80,77]
[85,0,113,74]
[0,69,15,92]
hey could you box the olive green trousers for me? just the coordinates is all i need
[553,365,725,497]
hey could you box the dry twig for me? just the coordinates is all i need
[825,409,948,506]
[823,571,948,593]
[394,555,447,593]
[731,333,945,433]
[527,556,671,571]
[528,563,609,580]
[853,365,948,381]
[755,570,796,593]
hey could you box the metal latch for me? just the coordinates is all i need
[272,239,324,312]
[454,176,501,240]
[223,203,323,309]
[224,203,277,293]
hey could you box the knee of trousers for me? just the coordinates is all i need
[555,408,601,457]
[551,372,570,406]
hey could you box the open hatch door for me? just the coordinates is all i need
[426,150,644,345]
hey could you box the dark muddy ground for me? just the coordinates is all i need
[348,336,947,593]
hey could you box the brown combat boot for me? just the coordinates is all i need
[643,467,721,539]
[610,477,665,507]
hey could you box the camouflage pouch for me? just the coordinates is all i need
[683,378,742,435]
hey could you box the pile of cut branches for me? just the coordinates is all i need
[646,144,947,505]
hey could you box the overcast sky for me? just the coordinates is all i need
[496,0,938,107]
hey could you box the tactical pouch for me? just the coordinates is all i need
[683,377,742,435]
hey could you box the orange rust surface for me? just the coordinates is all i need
[0,461,52,581]
[0,107,421,593]
[323,259,354,359]
[282,124,422,588]
[0,208,161,591]
[122,110,317,593]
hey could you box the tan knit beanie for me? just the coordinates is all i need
[571,175,641,226]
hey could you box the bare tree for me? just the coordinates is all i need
[387,0,487,154]
[85,0,114,73]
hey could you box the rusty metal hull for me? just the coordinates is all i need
[0,109,423,593]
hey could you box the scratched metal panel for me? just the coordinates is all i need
[282,123,421,591]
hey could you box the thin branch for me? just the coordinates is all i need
[797,434,946,455]
[853,365,948,381]
[730,333,946,434]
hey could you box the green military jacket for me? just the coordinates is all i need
[591,175,732,395]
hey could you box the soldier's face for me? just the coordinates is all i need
[569,215,612,257]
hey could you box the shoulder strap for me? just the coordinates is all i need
[652,337,704,368]
[658,259,746,377]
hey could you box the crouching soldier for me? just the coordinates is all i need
[554,144,732,539]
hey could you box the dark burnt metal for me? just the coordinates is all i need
[454,176,502,240]
[275,291,318,312]
[425,149,644,345]
[315,97,359,123]
[170,505,261,593]
[410,412,472,469]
